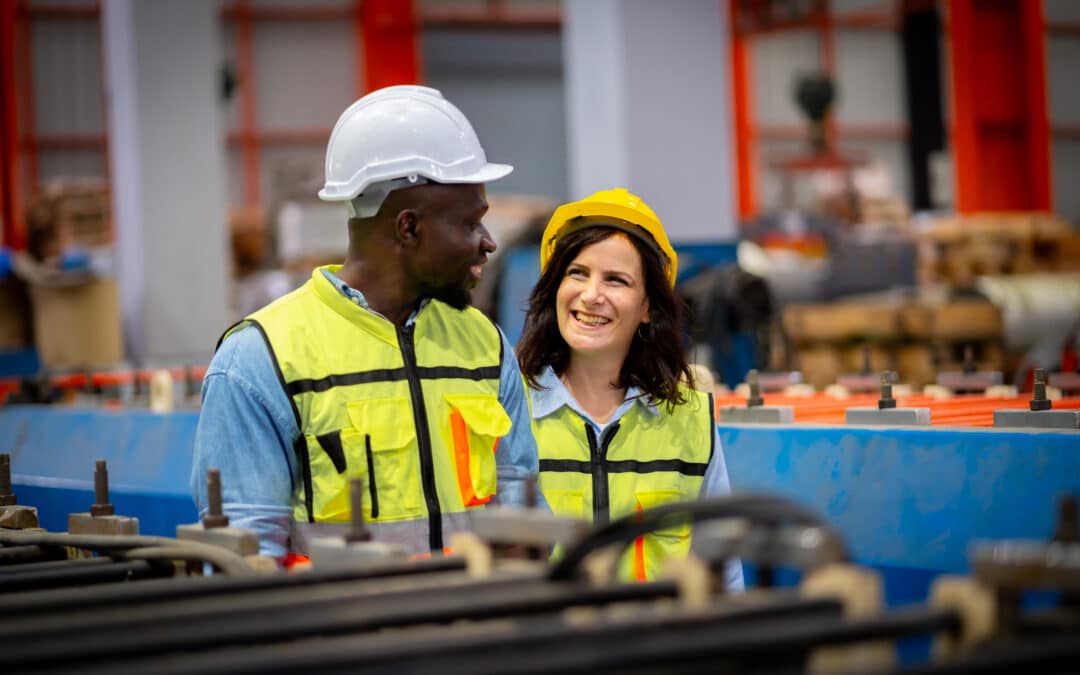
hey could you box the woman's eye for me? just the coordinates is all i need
[567,269,587,279]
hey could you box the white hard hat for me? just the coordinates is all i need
[319,85,513,217]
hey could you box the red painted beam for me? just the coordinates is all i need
[357,0,420,94]
[232,0,260,207]
[1053,124,1080,140]
[1046,20,1080,37]
[729,0,756,219]
[21,132,106,150]
[226,128,331,146]
[422,6,560,31]
[946,0,978,213]
[221,4,350,21]
[0,0,21,249]
[1020,0,1051,210]
[947,0,1051,213]
[756,122,910,140]
[24,4,99,19]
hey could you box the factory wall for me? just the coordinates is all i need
[23,0,1080,223]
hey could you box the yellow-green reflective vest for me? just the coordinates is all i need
[536,388,713,582]
[227,266,509,553]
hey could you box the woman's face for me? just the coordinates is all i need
[556,233,650,364]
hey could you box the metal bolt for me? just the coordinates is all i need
[90,460,114,517]
[0,454,15,506]
[344,477,372,543]
[1030,368,1052,411]
[878,371,897,410]
[962,344,976,374]
[202,469,229,528]
[746,369,764,408]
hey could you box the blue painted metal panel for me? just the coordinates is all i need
[2,405,199,535]
[722,423,1080,574]
[4,404,1078,605]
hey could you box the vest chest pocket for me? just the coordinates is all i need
[443,394,512,508]
[633,488,692,542]
[342,397,424,521]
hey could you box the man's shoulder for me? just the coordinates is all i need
[212,324,274,378]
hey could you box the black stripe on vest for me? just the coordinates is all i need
[284,365,501,396]
[539,458,709,476]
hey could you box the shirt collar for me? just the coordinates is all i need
[530,365,660,421]
[321,267,429,326]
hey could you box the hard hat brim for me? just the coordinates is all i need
[436,161,514,186]
[318,162,513,202]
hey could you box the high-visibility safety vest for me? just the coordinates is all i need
[226,266,510,553]
[535,388,714,582]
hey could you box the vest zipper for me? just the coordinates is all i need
[364,434,379,520]
[585,422,621,526]
[397,324,443,552]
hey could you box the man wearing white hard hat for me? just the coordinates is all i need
[192,86,544,563]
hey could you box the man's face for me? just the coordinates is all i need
[413,184,496,310]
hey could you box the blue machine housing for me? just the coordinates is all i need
[3,406,199,536]
[3,405,1078,607]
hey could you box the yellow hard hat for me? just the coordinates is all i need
[540,188,678,288]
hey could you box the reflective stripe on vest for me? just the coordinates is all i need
[535,389,714,581]
[228,265,507,553]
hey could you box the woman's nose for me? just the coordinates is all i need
[580,278,603,303]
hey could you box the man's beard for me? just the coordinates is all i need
[424,280,472,310]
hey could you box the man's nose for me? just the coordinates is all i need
[478,225,496,255]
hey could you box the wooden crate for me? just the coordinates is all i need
[930,340,1006,375]
[795,345,843,390]
[896,344,935,389]
[782,301,903,344]
[917,212,1072,285]
[838,343,895,376]
[899,299,1002,341]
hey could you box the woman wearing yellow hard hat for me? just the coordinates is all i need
[517,188,743,588]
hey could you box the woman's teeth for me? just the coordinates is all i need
[574,311,610,326]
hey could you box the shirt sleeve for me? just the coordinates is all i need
[191,326,300,558]
[698,426,745,592]
[493,327,549,511]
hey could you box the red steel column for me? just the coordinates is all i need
[729,0,757,218]
[1,0,24,248]
[1020,0,1051,210]
[234,0,260,207]
[356,0,420,95]
[947,0,1051,212]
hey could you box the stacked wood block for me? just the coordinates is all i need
[916,212,1075,286]
[781,296,1004,389]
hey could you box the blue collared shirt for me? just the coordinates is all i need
[529,366,744,590]
[191,269,542,558]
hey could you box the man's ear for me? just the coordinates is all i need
[395,209,420,247]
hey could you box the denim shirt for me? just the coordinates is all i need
[529,366,744,590]
[191,269,543,558]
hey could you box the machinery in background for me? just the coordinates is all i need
[3,450,1080,675]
